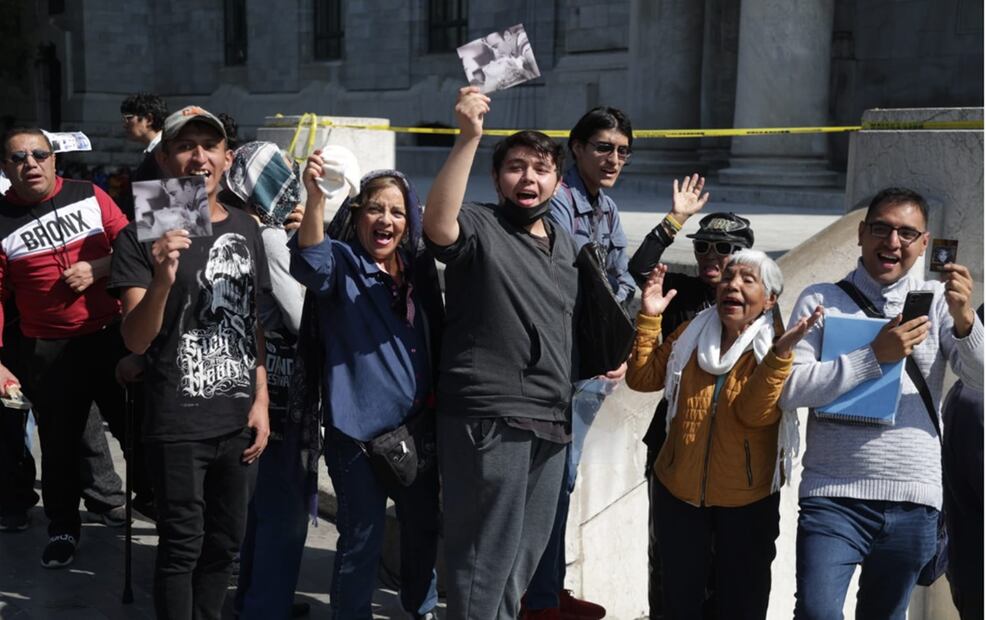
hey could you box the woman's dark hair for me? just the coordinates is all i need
[865,187,929,225]
[491,131,564,176]
[120,93,169,131]
[568,106,633,156]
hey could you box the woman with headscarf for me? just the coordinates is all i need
[288,152,444,620]
[627,250,822,619]
[220,141,310,619]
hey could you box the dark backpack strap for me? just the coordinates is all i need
[836,280,883,318]
[905,357,942,442]
[835,280,942,441]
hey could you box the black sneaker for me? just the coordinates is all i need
[41,534,77,568]
[0,513,28,532]
[291,602,311,617]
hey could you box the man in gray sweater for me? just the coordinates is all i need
[780,187,983,619]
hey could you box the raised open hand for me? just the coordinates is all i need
[774,305,824,355]
[641,264,678,317]
[669,173,710,227]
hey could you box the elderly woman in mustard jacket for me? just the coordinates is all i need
[627,249,822,620]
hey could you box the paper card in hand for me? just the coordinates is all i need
[457,24,541,94]
[132,176,212,242]
[929,239,958,272]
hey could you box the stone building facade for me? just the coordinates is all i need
[1,0,982,184]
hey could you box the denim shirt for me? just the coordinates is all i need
[288,234,432,441]
[548,165,635,304]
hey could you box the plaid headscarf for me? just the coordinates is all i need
[222,141,301,226]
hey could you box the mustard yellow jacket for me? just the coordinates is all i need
[627,313,793,507]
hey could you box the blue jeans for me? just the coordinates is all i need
[794,496,939,620]
[325,426,439,619]
[234,439,310,620]
[526,378,611,609]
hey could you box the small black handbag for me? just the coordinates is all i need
[360,410,436,488]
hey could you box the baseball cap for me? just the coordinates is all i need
[686,212,754,248]
[162,106,227,142]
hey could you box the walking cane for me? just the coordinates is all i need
[122,382,134,604]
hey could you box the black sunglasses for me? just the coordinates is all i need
[586,140,632,162]
[694,240,742,256]
[7,149,54,165]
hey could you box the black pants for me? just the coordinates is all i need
[0,407,38,516]
[653,481,779,620]
[147,428,256,620]
[23,326,135,538]
[79,406,126,512]
[0,404,134,517]
[943,381,984,620]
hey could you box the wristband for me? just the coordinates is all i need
[663,214,682,232]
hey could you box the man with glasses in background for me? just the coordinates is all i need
[781,187,982,618]
[121,93,168,185]
[628,197,754,619]
[521,106,635,620]
[0,128,132,568]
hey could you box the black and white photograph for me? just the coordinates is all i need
[457,23,541,94]
[930,238,958,272]
[132,176,211,242]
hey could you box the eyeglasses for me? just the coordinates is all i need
[863,221,925,245]
[694,240,742,256]
[6,150,54,165]
[121,114,137,122]
[586,141,632,162]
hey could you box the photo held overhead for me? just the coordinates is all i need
[457,23,541,94]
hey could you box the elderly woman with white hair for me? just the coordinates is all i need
[627,249,823,619]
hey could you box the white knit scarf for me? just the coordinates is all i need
[663,306,798,492]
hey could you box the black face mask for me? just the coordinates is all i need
[498,196,552,228]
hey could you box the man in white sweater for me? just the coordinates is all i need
[780,187,983,619]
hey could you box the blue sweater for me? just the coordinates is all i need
[288,235,439,441]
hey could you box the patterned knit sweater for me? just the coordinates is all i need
[780,262,983,510]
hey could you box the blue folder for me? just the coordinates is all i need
[817,314,903,425]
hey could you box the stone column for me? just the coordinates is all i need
[718,0,838,187]
[698,0,740,171]
[626,0,706,177]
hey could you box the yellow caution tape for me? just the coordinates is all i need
[859,120,984,131]
[266,116,983,141]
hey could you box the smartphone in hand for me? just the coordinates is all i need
[901,290,934,323]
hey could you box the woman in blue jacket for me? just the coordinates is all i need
[289,155,443,620]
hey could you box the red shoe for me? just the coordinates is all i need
[559,589,606,619]
[522,608,561,620]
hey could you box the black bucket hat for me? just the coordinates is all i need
[686,212,754,248]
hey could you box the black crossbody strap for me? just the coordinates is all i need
[836,279,883,317]
[835,280,942,442]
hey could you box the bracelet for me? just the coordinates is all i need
[663,214,682,232]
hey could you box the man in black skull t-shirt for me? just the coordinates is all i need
[108,106,271,619]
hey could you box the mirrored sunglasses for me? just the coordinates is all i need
[7,150,53,165]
